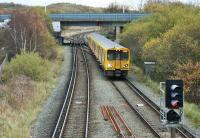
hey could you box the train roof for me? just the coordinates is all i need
[89,33,126,49]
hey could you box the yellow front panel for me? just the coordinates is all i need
[104,49,130,71]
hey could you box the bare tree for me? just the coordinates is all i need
[8,9,49,55]
[104,3,130,13]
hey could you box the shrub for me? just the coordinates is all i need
[172,61,200,92]
[6,75,35,109]
[142,24,200,80]
[184,103,200,126]
[2,52,51,81]
[120,3,200,81]
[171,61,200,104]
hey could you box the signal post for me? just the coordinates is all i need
[160,80,184,138]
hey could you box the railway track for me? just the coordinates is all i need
[52,41,90,138]
[125,79,195,138]
[111,79,195,138]
[111,80,163,138]
[51,33,194,138]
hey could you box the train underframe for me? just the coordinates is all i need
[104,70,128,78]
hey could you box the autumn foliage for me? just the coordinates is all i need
[171,61,200,102]
[5,8,56,59]
[120,3,200,103]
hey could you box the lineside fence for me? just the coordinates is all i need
[0,54,8,80]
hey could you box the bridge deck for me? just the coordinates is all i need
[0,13,149,22]
[50,13,149,22]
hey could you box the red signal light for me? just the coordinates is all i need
[171,100,180,109]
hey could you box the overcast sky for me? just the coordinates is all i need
[0,0,198,8]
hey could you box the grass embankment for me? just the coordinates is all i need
[131,65,160,94]
[0,46,64,138]
[131,65,200,127]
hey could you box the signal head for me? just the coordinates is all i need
[165,80,183,109]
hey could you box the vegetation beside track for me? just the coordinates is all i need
[0,8,65,137]
[130,65,160,94]
[124,2,200,128]
[120,3,200,106]
[131,65,200,127]
[0,47,64,137]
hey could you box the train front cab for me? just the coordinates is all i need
[104,48,130,78]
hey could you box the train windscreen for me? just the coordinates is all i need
[107,50,115,60]
[121,50,129,60]
[107,50,129,60]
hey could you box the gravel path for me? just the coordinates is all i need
[127,72,200,138]
[31,46,72,138]
[86,51,154,138]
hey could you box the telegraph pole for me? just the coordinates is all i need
[122,1,125,13]
[45,1,47,13]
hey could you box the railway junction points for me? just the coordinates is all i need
[31,28,199,138]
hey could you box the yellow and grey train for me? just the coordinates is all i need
[87,33,130,77]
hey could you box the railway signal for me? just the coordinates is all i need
[160,80,184,126]
[165,80,183,109]
[160,80,184,138]
[165,80,184,124]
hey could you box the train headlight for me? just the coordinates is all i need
[123,64,128,68]
[108,64,113,68]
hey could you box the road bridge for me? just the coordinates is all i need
[50,13,149,26]
[0,13,149,25]
[0,13,149,41]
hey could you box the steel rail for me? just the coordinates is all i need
[80,43,90,138]
[125,79,195,138]
[111,81,162,138]
[58,45,78,137]
[52,45,77,138]
[52,37,91,138]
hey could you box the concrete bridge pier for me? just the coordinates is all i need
[115,26,123,43]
